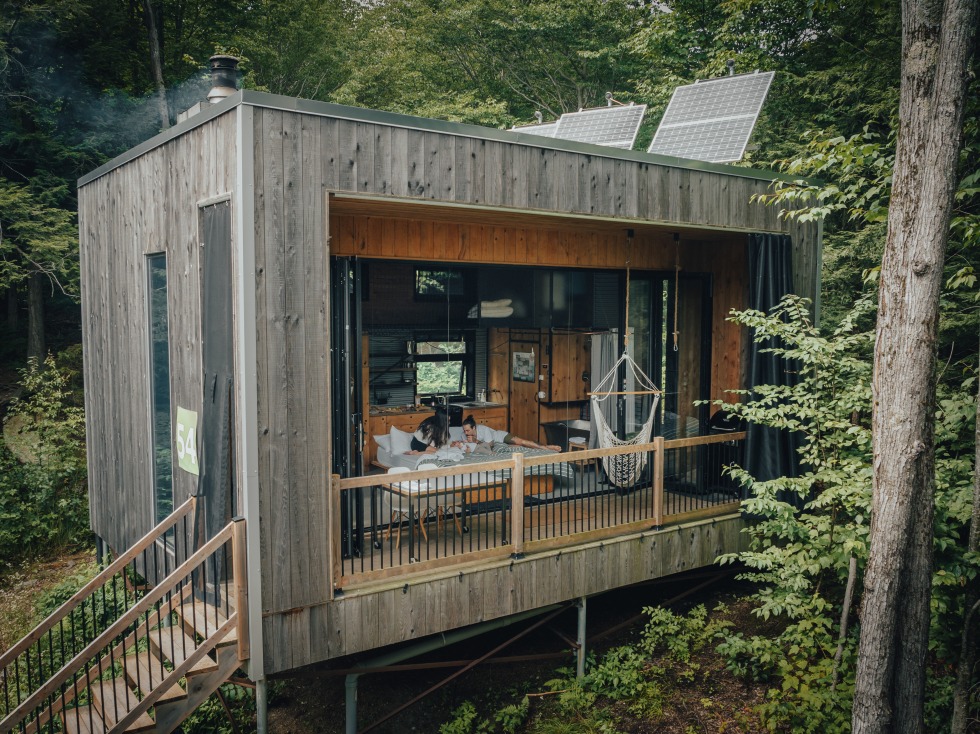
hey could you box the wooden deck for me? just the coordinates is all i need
[332,435,745,588]
[342,480,740,583]
[256,434,746,674]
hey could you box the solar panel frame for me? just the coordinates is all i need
[648,71,775,163]
[550,103,647,149]
[510,121,559,138]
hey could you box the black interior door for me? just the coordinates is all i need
[330,257,364,557]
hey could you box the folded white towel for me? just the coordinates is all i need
[468,306,514,318]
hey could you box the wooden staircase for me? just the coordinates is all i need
[61,599,241,734]
[0,499,250,734]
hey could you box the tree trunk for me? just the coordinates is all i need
[951,370,980,733]
[142,0,169,130]
[852,1,979,733]
[27,274,45,364]
[6,287,17,330]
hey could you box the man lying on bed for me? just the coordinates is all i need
[461,414,561,453]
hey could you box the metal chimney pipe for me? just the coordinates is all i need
[207,55,240,103]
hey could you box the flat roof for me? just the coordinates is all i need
[79,90,800,187]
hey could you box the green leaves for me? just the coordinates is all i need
[0,178,78,296]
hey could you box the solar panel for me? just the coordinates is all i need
[648,71,775,162]
[551,103,647,149]
[511,121,559,138]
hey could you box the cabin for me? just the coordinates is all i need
[41,80,817,731]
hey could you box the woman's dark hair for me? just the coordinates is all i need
[418,413,450,447]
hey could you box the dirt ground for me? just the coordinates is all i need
[264,571,770,734]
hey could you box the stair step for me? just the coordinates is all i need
[174,599,237,646]
[122,650,187,703]
[89,677,155,732]
[62,705,106,734]
[148,626,219,676]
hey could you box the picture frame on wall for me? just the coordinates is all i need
[513,351,535,382]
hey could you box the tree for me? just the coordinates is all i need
[0,180,77,362]
[852,0,979,731]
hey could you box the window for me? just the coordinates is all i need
[415,268,465,299]
[414,337,470,396]
[147,254,173,524]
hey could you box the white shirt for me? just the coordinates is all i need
[474,424,508,443]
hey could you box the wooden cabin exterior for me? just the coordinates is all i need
[77,91,821,681]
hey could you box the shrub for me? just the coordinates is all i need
[0,351,88,565]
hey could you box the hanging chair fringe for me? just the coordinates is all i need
[590,350,661,488]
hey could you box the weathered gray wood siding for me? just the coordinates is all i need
[78,112,238,555]
[251,108,331,673]
[274,515,745,673]
[250,103,814,674]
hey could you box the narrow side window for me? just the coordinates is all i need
[147,253,173,523]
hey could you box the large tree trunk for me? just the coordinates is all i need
[142,0,169,130]
[26,274,45,364]
[852,1,979,733]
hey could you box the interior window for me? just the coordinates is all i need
[415,268,465,300]
[414,338,468,396]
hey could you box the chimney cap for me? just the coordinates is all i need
[207,54,240,104]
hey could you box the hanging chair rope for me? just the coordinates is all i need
[590,353,661,487]
[589,233,663,488]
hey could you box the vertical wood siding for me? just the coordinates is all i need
[82,100,818,677]
[78,113,238,556]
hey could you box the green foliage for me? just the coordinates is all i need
[714,296,873,620]
[708,297,872,731]
[0,351,88,565]
[640,604,731,664]
[176,684,255,734]
[0,178,79,296]
[438,697,529,734]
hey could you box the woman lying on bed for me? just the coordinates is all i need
[461,415,561,452]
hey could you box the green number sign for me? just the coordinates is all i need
[175,407,200,475]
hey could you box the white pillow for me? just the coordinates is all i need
[389,426,415,454]
[374,434,392,453]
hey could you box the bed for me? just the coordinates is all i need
[373,428,575,502]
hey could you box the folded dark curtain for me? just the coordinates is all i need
[743,233,805,506]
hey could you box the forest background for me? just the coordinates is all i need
[1,0,979,731]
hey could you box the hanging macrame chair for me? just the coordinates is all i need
[590,350,661,487]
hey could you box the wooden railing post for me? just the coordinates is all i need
[232,517,250,662]
[330,474,342,594]
[510,453,525,555]
[653,436,664,527]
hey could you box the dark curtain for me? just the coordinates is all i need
[743,233,803,501]
[196,202,235,546]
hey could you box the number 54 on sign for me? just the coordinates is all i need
[175,407,200,475]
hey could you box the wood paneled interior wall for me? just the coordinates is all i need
[332,214,748,407]
[78,112,238,557]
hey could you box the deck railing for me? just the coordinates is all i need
[331,433,745,588]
